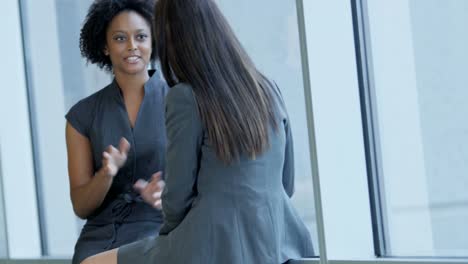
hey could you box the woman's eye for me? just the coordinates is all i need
[114,36,126,41]
[137,34,148,40]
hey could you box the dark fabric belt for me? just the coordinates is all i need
[105,192,144,249]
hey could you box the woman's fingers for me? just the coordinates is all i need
[151,172,162,181]
[152,191,162,199]
[102,151,111,160]
[106,145,115,154]
[134,179,149,192]
[119,137,131,155]
[157,180,166,190]
[153,200,162,209]
[102,162,113,176]
[150,172,165,191]
[133,174,164,210]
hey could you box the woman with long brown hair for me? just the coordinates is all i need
[82,0,313,263]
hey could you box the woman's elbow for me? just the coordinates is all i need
[284,184,295,198]
[74,209,89,219]
[71,197,91,219]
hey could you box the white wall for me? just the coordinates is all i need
[20,0,78,256]
[366,0,434,256]
[409,0,468,256]
[0,0,42,258]
[302,0,374,260]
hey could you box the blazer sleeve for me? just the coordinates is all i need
[159,83,203,235]
[271,80,295,197]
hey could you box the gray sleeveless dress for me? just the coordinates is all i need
[65,70,169,264]
[117,82,314,264]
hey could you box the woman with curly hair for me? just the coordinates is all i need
[82,0,314,263]
[65,0,168,263]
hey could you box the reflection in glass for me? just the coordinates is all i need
[364,0,468,257]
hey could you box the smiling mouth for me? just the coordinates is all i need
[125,56,141,63]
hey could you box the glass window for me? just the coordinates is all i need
[19,0,318,258]
[19,0,109,257]
[217,0,319,253]
[361,0,468,257]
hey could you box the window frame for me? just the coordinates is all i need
[1,0,468,263]
[0,0,42,258]
[293,0,468,263]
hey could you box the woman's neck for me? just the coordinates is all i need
[114,70,150,97]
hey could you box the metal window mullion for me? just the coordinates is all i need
[18,0,47,256]
[350,0,390,257]
[296,0,328,263]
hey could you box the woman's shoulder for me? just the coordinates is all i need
[166,82,195,104]
[65,83,113,133]
[147,70,170,96]
[262,78,289,123]
[69,83,113,111]
[164,83,202,128]
[168,82,193,93]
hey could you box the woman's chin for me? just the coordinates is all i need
[120,65,147,76]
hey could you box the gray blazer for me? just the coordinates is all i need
[118,82,314,264]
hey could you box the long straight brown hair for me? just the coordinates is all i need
[154,0,279,164]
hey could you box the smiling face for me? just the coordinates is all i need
[104,10,152,76]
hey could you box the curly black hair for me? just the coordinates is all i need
[80,0,156,72]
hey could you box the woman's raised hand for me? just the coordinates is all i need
[102,137,131,177]
[134,171,165,209]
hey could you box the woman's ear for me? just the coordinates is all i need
[103,46,109,56]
